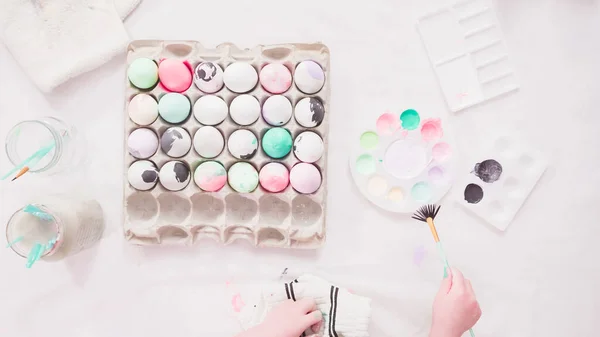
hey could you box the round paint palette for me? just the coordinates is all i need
[349,109,455,213]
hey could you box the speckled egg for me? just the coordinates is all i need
[293,131,324,163]
[230,94,260,126]
[262,95,292,126]
[159,161,191,191]
[128,128,159,159]
[128,160,159,191]
[259,162,289,193]
[228,162,259,193]
[160,127,192,158]
[194,62,224,93]
[228,129,258,160]
[194,161,227,192]
[290,163,322,194]
[193,126,224,158]
[294,97,324,128]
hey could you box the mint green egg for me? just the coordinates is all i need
[228,162,259,193]
[127,58,158,89]
[262,127,293,159]
[158,93,191,124]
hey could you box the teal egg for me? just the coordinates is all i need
[127,58,158,89]
[158,93,191,124]
[262,127,293,159]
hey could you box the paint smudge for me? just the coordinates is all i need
[376,113,401,135]
[387,187,404,202]
[473,159,503,183]
[367,175,388,196]
[356,154,376,175]
[231,293,245,313]
[420,118,443,142]
[400,109,420,130]
[411,181,432,202]
[428,166,444,183]
[360,131,379,149]
[432,142,452,162]
[279,267,288,280]
[464,183,484,204]
[413,245,426,266]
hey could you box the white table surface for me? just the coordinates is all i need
[1,0,598,336]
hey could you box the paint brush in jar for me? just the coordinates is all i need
[412,204,475,337]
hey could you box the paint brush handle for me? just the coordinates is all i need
[436,242,475,337]
[0,142,55,180]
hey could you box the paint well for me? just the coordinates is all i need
[367,176,388,196]
[387,187,404,202]
[464,183,483,204]
[411,182,432,202]
[376,113,401,135]
[421,118,443,142]
[428,166,445,183]
[432,142,452,162]
[356,154,376,175]
[473,159,503,183]
[384,140,428,179]
[400,109,420,130]
[360,131,379,149]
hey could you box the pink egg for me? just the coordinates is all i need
[289,163,322,194]
[158,59,193,92]
[259,162,289,193]
[259,64,292,94]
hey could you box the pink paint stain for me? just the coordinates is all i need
[231,293,245,313]
[198,175,227,192]
[376,112,401,136]
[421,119,443,142]
[432,142,452,162]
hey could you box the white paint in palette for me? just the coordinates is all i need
[452,136,548,231]
[417,0,519,112]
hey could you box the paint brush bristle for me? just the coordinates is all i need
[412,204,441,222]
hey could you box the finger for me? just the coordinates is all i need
[296,297,318,313]
[311,320,323,333]
[466,279,476,297]
[449,268,465,292]
[438,271,453,295]
[303,310,323,327]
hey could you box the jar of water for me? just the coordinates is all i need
[5,196,105,263]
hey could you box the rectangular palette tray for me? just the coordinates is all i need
[123,40,330,248]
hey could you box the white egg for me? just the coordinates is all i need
[262,95,292,126]
[159,161,191,191]
[293,131,324,163]
[294,60,325,94]
[230,94,260,126]
[160,127,191,158]
[193,126,224,158]
[127,128,159,159]
[223,62,258,93]
[128,94,158,126]
[193,95,228,125]
[128,160,159,191]
[228,129,258,159]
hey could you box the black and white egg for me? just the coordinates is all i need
[262,95,292,126]
[159,161,191,191]
[293,131,324,163]
[294,97,324,128]
[160,126,191,158]
[194,62,224,93]
[228,129,258,159]
[128,160,159,191]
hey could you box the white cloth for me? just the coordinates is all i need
[239,275,372,337]
[0,0,140,92]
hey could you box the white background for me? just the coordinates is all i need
[1,0,599,336]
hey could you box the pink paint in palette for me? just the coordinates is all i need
[349,109,456,213]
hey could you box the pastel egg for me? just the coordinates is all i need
[158,93,191,124]
[128,128,159,159]
[262,95,292,126]
[194,161,227,192]
[194,62,224,93]
[128,160,159,191]
[193,95,228,125]
[260,63,292,94]
[262,127,293,159]
[128,94,158,126]
[290,163,322,194]
[230,94,260,126]
[228,162,259,193]
[193,126,224,158]
[294,60,325,94]
[158,59,192,92]
[159,161,191,191]
[127,58,158,90]
[228,129,258,159]
[293,131,324,163]
[259,162,289,193]
[160,127,191,158]
[223,62,258,93]
[294,97,324,128]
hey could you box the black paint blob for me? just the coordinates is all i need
[141,169,158,183]
[196,63,218,82]
[309,98,325,126]
[173,162,190,183]
[464,183,484,204]
[473,159,503,183]
[161,129,183,153]
[240,148,257,160]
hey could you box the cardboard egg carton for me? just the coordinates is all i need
[123,40,330,248]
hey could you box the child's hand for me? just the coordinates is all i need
[430,268,481,337]
[251,298,323,337]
